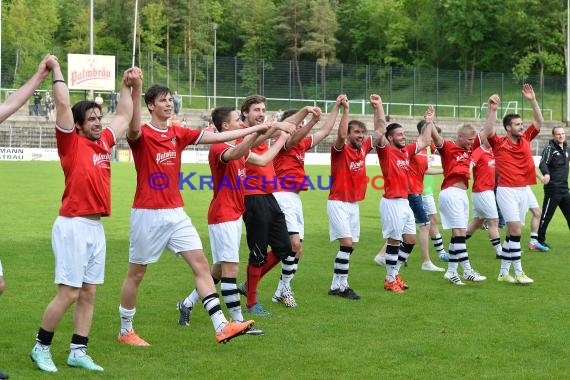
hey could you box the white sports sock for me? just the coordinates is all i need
[183,289,200,308]
[119,305,136,335]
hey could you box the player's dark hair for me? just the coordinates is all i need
[72,100,102,128]
[503,113,521,130]
[348,120,366,133]
[416,120,427,134]
[144,84,172,114]
[552,126,565,135]
[281,109,297,121]
[240,95,267,119]
[386,122,403,138]
[211,106,236,132]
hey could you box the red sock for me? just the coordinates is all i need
[260,250,281,278]
[246,264,262,308]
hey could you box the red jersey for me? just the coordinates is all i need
[56,126,116,217]
[207,142,250,224]
[128,123,203,209]
[437,135,480,190]
[328,136,373,202]
[470,146,495,192]
[244,140,279,195]
[487,124,539,187]
[408,146,428,195]
[377,142,418,198]
[274,135,314,192]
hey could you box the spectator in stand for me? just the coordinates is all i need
[33,90,42,116]
[94,93,104,108]
[173,91,182,115]
[109,91,117,114]
[45,91,54,121]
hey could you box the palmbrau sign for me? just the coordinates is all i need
[67,54,115,91]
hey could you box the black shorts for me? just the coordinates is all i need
[243,194,292,265]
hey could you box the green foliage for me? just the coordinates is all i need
[0,0,567,111]
[3,0,59,86]
[237,0,278,60]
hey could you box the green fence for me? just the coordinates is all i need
[3,51,565,121]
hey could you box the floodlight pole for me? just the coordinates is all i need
[213,22,218,108]
[565,0,570,123]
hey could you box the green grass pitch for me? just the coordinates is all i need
[0,161,569,379]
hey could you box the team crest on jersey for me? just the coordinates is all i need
[487,158,495,167]
[171,136,177,148]
[296,153,305,162]
[237,167,246,178]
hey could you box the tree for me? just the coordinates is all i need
[438,0,504,94]
[237,0,278,93]
[300,0,338,100]
[140,1,167,84]
[275,0,311,98]
[183,0,221,102]
[4,0,59,87]
[509,0,565,94]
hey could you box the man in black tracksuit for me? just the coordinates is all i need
[537,126,570,247]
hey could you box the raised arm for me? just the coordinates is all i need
[523,83,543,131]
[311,97,343,147]
[0,54,52,123]
[333,95,349,150]
[47,56,74,131]
[481,94,500,141]
[126,68,144,140]
[247,130,290,166]
[109,68,141,139]
[284,107,322,149]
[200,122,288,144]
[283,105,319,126]
[249,120,297,147]
[220,129,268,162]
[417,106,434,151]
[370,93,386,147]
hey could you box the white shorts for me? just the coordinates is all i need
[208,218,242,264]
[422,193,437,216]
[526,186,539,209]
[273,191,304,239]
[129,208,203,265]
[380,197,416,240]
[0,258,3,277]
[496,187,528,224]
[472,190,499,219]
[52,216,106,287]
[438,187,469,229]
[327,200,360,242]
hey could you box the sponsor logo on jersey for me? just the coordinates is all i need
[349,160,364,171]
[93,152,111,168]
[156,150,177,164]
[396,159,409,168]
[455,151,470,162]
